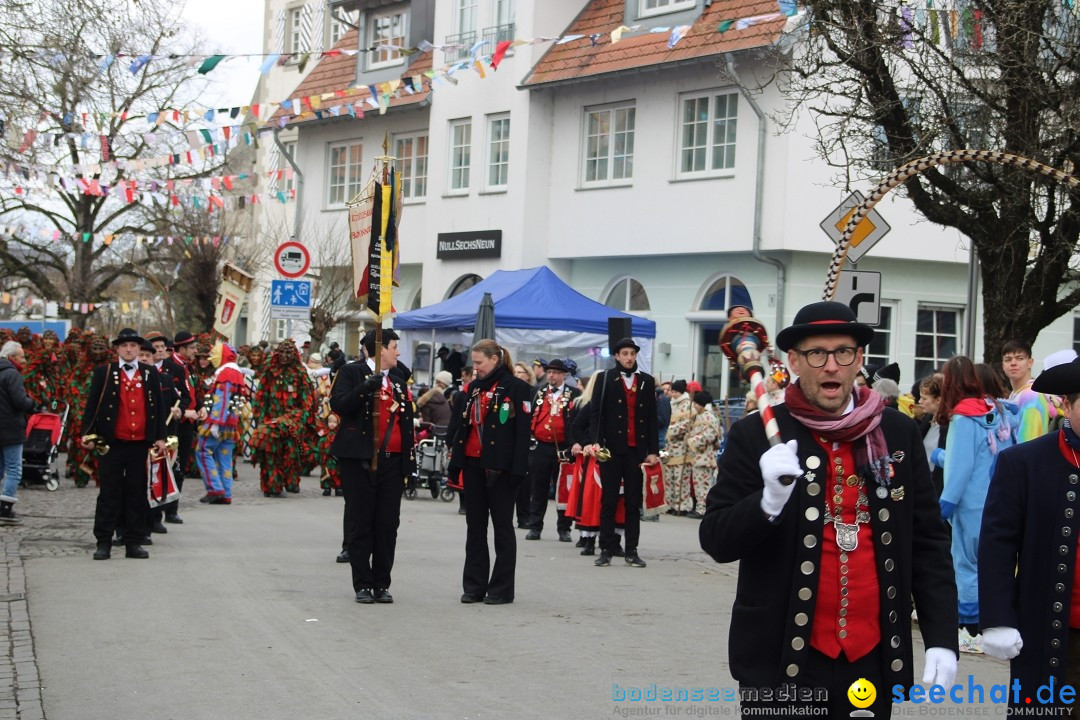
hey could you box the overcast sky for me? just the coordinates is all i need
[179,0,266,107]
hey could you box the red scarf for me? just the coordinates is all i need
[785,383,892,490]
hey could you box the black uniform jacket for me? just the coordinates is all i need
[532,383,582,446]
[584,368,659,461]
[980,432,1079,699]
[81,361,168,444]
[699,405,957,691]
[158,356,193,415]
[329,360,416,476]
[447,370,533,477]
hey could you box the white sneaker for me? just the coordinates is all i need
[959,628,984,654]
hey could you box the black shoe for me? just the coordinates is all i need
[164,514,183,524]
[483,596,512,605]
[625,552,647,568]
[200,494,215,503]
[150,522,168,534]
[460,594,484,604]
[611,546,625,557]
[677,510,688,517]
[558,531,572,543]
[335,488,344,496]
[666,509,678,515]
[517,523,530,529]
[355,589,375,604]
[575,536,586,548]
[112,537,125,547]
[525,529,541,541]
[93,543,111,560]
[595,551,612,567]
[125,545,149,559]
[263,492,272,498]
[322,488,331,496]
[336,550,350,563]
[458,508,467,516]
[580,538,596,556]
[140,536,154,546]
[373,588,393,604]
[686,510,703,519]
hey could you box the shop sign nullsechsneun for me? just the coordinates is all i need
[436,230,502,259]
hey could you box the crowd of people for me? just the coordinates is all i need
[4,303,1080,716]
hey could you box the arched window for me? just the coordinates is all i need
[699,275,752,312]
[604,277,650,312]
[410,287,423,310]
[447,274,482,298]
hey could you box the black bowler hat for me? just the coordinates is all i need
[1033,357,1080,395]
[139,340,155,353]
[112,328,144,346]
[775,302,875,352]
[613,338,640,353]
[174,330,196,347]
[544,358,571,373]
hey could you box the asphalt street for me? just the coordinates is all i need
[1,462,1008,720]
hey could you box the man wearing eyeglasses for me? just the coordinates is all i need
[699,301,957,718]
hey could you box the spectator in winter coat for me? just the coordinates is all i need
[418,371,453,427]
[0,341,34,524]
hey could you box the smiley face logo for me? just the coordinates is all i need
[847,678,876,709]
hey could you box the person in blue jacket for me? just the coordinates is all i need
[937,355,1014,653]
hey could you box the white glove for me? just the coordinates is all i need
[759,439,801,518]
[981,627,1023,660]
[922,647,958,687]
[210,424,220,439]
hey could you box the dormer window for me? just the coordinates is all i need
[369,7,407,69]
[639,0,695,19]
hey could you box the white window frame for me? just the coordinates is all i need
[281,141,297,194]
[493,0,515,26]
[676,89,738,179]
[603,276,651,314]
[864,300,897,368]
[455,0,478,35]
[289,7,305,55]
[326,140,364,208]
[581,102,636,189]
[329,10,355,46]
[448,118,472,194]
[368,8,408,69]
[485,114,510,191]
[639,0,695,19]
[914,304,963,380]
[275,319,288,341]
[394,132,429,202]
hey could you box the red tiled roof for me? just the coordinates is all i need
[521,0,787,87]
[269,29,433,126]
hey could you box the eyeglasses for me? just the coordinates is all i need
[793,346,858,368]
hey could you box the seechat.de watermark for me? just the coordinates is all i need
[893,675,1075,707]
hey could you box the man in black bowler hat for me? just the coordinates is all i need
[582,338,659,568]
[80,328,168,560]
[525,358,581,542]
[699,301,956,718]
[330,328,415,604]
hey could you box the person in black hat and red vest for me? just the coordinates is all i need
[582,338,659,568]
[979,356,1080,713]
[699,301,957,718]
[525,358,581,542]
[168,330,200,516]
[329,328,415,604]
[80,328,168,560]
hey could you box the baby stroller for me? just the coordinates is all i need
[406,423,456,502]
[22,402,68,491]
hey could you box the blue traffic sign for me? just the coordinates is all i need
[270,280,311,308]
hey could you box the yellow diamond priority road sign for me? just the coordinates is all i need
[819,190,891,264]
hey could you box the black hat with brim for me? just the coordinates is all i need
[112,328,144,346]
[613,337,641,353]
[775,301,875,352]
[544,358,571,373]
[1032,357,1080,395]
[174,331,196,347]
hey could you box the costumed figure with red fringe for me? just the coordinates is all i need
[66,335,112,487]
[195,343,250,504]
[249,339,315,497]
[21,328,62,409]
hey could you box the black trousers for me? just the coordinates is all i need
[152,420,193,521]
[462,458,516,601]
[339,454,403,591]
[740,645,892,718]
[599,452,643,554]
[528,441,570,533]
[94,440,151,545]
[514,470,530,526]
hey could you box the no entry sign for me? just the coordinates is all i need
[274,241,310,279]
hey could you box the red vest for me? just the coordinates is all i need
[622,377,637,448]
[810,438,880,661]
[532,387,567,444]
[376,376,403,454]
[115,367,147,442]
[465,390,493,458]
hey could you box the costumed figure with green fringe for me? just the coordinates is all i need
[65,334,112,487]
[249,339,316,497]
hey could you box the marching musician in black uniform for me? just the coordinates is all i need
[525,358,581,542]
[980,356,1080,712]
[584,338,659,569]
[330,328,415,605]
[145,331,189,532]
[80,328,168,560]
[447,339,532,605]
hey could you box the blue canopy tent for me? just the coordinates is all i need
[393,267,656,381]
